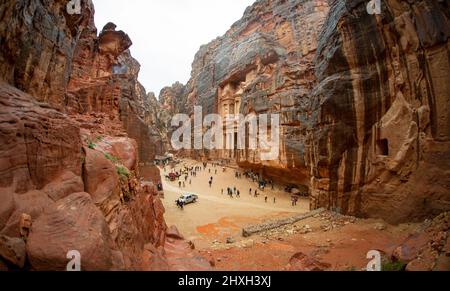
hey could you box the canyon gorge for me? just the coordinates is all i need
[0,0,449,271]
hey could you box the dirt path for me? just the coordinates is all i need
[159,159,422,271]
[160,159,309,249]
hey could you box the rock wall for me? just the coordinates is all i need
[66,20,166,173]
[170,0,449,223]
[0,0,94,109]
[0,0,173,270]
[177,0,330,185]
[308,0,450,223]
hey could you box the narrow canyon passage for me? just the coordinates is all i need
[0,0,448,272]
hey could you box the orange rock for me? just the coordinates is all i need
[26,193,115,271]
[287,252,331,271]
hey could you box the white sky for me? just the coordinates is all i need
[93,0,255,96]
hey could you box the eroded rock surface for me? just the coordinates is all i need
[169,0,450,223]
[0,1,203,271]
[308,0,450,223]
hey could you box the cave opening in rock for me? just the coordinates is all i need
[376,139,389,156]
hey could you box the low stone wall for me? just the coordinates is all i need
[242,208,326,237]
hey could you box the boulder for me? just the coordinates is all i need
[288,252,331,271]
[83,147,121,208]
[0,235,26,268]
[43,171,84,202]
[1,190,53,238]
[166,225,184,240]
[26,193,114,271]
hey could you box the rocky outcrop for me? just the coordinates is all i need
[392,212,449,271]
[287,252,331,271]
[0,0,94,109]
[0,1,198,271]
[66,21,166,171]
[0,82,168,270]
[142,225,214,271]
[308,0,450,223]
[176,0,330,184]
[172,0,449,223]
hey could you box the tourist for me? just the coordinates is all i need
[209,180,212,188]
[221,189,224,195]
[249,188,252,195]
[265,196,268,203]
[273,197,276,204]
[237,190,240,198]
[179,181,182,188]
[183,181,185,188]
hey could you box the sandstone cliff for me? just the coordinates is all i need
[173,0,449,223]
[0,0,209,271]
[308,0,450,223]
[177,0,330,186]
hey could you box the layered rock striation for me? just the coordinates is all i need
[0,0,205,270]
[170,0,450,223]
[308,0,450,223]
[174,0,330,186]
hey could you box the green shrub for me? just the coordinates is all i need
[382,259,406,271]
[88,142,96,149]
[104,153,119,163]
[116,166,130,178]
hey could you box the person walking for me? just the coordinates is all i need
[237,190,240,198]
[273,197,276,204]
[179,181,182,188]
[265,196,268,203]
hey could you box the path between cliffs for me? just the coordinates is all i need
[163,182,305,213]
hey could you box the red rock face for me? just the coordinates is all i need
[0,0,94,109]
[66,21,166,166]
[308,0,450,223]
[0,83,82,195]
[0,1,188,271]
[26,192,116,271]
[173,0,330,185]
[171,0,450,223]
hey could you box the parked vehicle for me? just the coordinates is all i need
[176,194,199,205]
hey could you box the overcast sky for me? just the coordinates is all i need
[93,0,255,96]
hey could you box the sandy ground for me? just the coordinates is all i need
[159,159,421,270]
[197,215,419,271]
[160,159,309,249]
